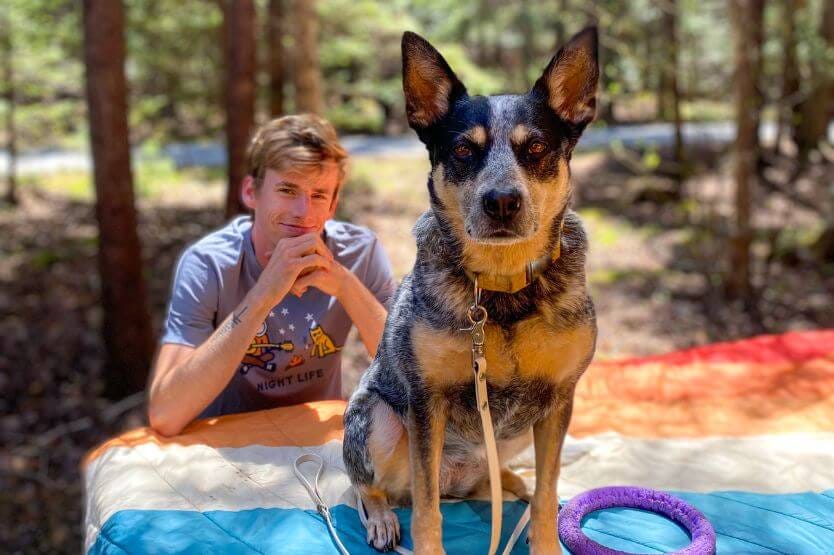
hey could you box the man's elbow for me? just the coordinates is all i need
[147,403,186,437]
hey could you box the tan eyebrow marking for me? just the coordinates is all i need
[463,125,487,147]
[511,124,530,145]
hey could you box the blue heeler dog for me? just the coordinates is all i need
[343,27,599,555]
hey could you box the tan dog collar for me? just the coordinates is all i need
[463,220,564,294]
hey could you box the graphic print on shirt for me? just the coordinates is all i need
[285,354,305,371]
[240,322,294,374]
[308,324,341,358]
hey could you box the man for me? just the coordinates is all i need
[147,115,396,437]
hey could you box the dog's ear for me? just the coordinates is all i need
[532,26,599,126]
[402,31,467,130]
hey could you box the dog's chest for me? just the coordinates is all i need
[411,315,594,388]
[445,376,556,441]
[411,315,594,439]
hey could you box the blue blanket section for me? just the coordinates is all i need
[89,491,834,554]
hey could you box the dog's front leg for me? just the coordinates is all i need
[407,395,448,555]
[529,389,574,555]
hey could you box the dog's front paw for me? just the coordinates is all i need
[365,507,400,552]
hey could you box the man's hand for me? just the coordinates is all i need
[290,261,350,299]
[258,233,333,304]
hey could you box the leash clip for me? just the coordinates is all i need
[460,277,488,371]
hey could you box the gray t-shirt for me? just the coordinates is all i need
[161,215,397,418]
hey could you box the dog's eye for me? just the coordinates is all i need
[528,141,548,156]
[453,143,472,159]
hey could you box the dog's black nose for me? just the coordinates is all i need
[482,189,521,222]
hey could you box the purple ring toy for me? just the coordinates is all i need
[558,486,716,555]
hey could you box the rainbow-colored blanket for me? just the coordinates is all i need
[83,330,834,553]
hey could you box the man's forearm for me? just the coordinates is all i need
[148,283,279,436]
[337,272,388,358]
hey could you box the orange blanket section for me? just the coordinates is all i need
[84,330,834,467]
[83,400,347,467]
[572,330,834,438]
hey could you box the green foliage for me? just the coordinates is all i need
[326,98,384,134]
[2,0,82,150]
[31,248,63,270]
[125,0,225,142]
[2,0,830,146]
[577,207,642,247]
[317,0,413,133]
[28,171,92,201]
[680,99,733,121]
[20,154,223,202]
[642,146,661,171]
[134,158,181,199]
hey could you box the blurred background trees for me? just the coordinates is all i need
[3,0,829,147]
[0,0,831,399]
[1,0,831,396]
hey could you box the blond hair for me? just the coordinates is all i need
[246,114,348,189]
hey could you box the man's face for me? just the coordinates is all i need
[242,162,340,246]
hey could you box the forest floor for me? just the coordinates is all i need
[1,147,832,552]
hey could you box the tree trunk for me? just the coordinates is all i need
[640,16,653,93]
[476,0,489,66]
[794,0,834,158]
[728,0,765,301]
[657,5,674,121]
[751,0,766,156]
[293,0,323,114]
[662,0,686,177]
[778,0,800,152]
[267,0,285,117]
[222,0,256,218]
[518,4,535,89]
[587,5,615,123]
[83,0,154,399]
[553,0,568,51]
[1,5,16,205]
[803,1,834,263]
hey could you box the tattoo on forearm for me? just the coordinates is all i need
[218,306,248,335]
